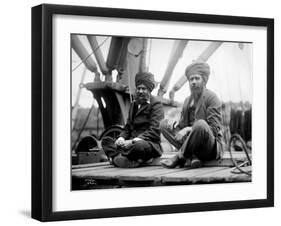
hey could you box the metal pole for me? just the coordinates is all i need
[139,38,148,73]
[87,36,111,80]
[169,42,223,100]
[71,35,100,81]
[158,40,188,96]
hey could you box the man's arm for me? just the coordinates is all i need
[119,103,134,140]
[175,126,192,141]
[177,97,190,129]
[206,93,223,137]
[137,101,164,141]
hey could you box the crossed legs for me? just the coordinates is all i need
[160,119,217,168]
[101,137,156,168]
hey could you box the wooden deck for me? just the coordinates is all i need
[72,152,251,190]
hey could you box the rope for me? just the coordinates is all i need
[127,69,133,103]
[147,39,152,70]
[126,54,133,103]
[72,37,109,72]
[229,133,252,176]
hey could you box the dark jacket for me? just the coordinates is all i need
[120,96,164,156]
[178,88,225,159]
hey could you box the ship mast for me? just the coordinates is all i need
[169,42,222,100]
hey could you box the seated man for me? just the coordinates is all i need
[101,72,164,168]
[160,62,225,168]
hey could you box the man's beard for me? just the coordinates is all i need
[190,84,204,99]
[135,92,150,104]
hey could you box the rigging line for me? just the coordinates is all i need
[225,71,232,102]
[127,60,133,103]
[147,39,152,70]
[211,67,223,102]
[212,46,226,102]
[72,66,87,131]
[232,45,245,106]
[72,37,109,73]
[237,66,244,103]
[72,101,95,151]
[116,39,128,70]
[223,53,233,102]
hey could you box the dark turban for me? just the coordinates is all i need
[185,62,210,84]
[135,72,155,91]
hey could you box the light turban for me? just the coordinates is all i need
[185,62,210,83]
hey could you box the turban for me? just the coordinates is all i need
[135,72,155,91]
[185,62,210,83]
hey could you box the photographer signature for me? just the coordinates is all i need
[85,178,97,185]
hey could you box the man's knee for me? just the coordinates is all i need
[132,140,149,152]
[192,119,209,132]
[126,140,151,161]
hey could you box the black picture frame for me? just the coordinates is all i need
[32,3,274,222]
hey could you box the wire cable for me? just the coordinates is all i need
[72,37,109,72]
[72,101,95,151]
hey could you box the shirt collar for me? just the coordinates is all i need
[135,98,151,105]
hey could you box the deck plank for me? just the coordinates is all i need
[195,166,252,183]
[73,165,164,180]
[161,167,229,183]
[119,167,187,181]
[72,162,109,169]
[71,150,252,187]
[73,164,115,174]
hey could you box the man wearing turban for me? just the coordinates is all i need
[101,72,164,168]
[160,62,225,168]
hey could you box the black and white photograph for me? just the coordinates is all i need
[0,0,279,223]
[71,35,253,190]
[29,2,274,222]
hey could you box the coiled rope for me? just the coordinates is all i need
[229,133,252,176]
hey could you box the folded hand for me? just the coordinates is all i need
[123,140,133,149]
[115,137,125,147]
[175,127,192,142]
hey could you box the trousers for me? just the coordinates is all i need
[101,136,157,162]
[160,119,217,161]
